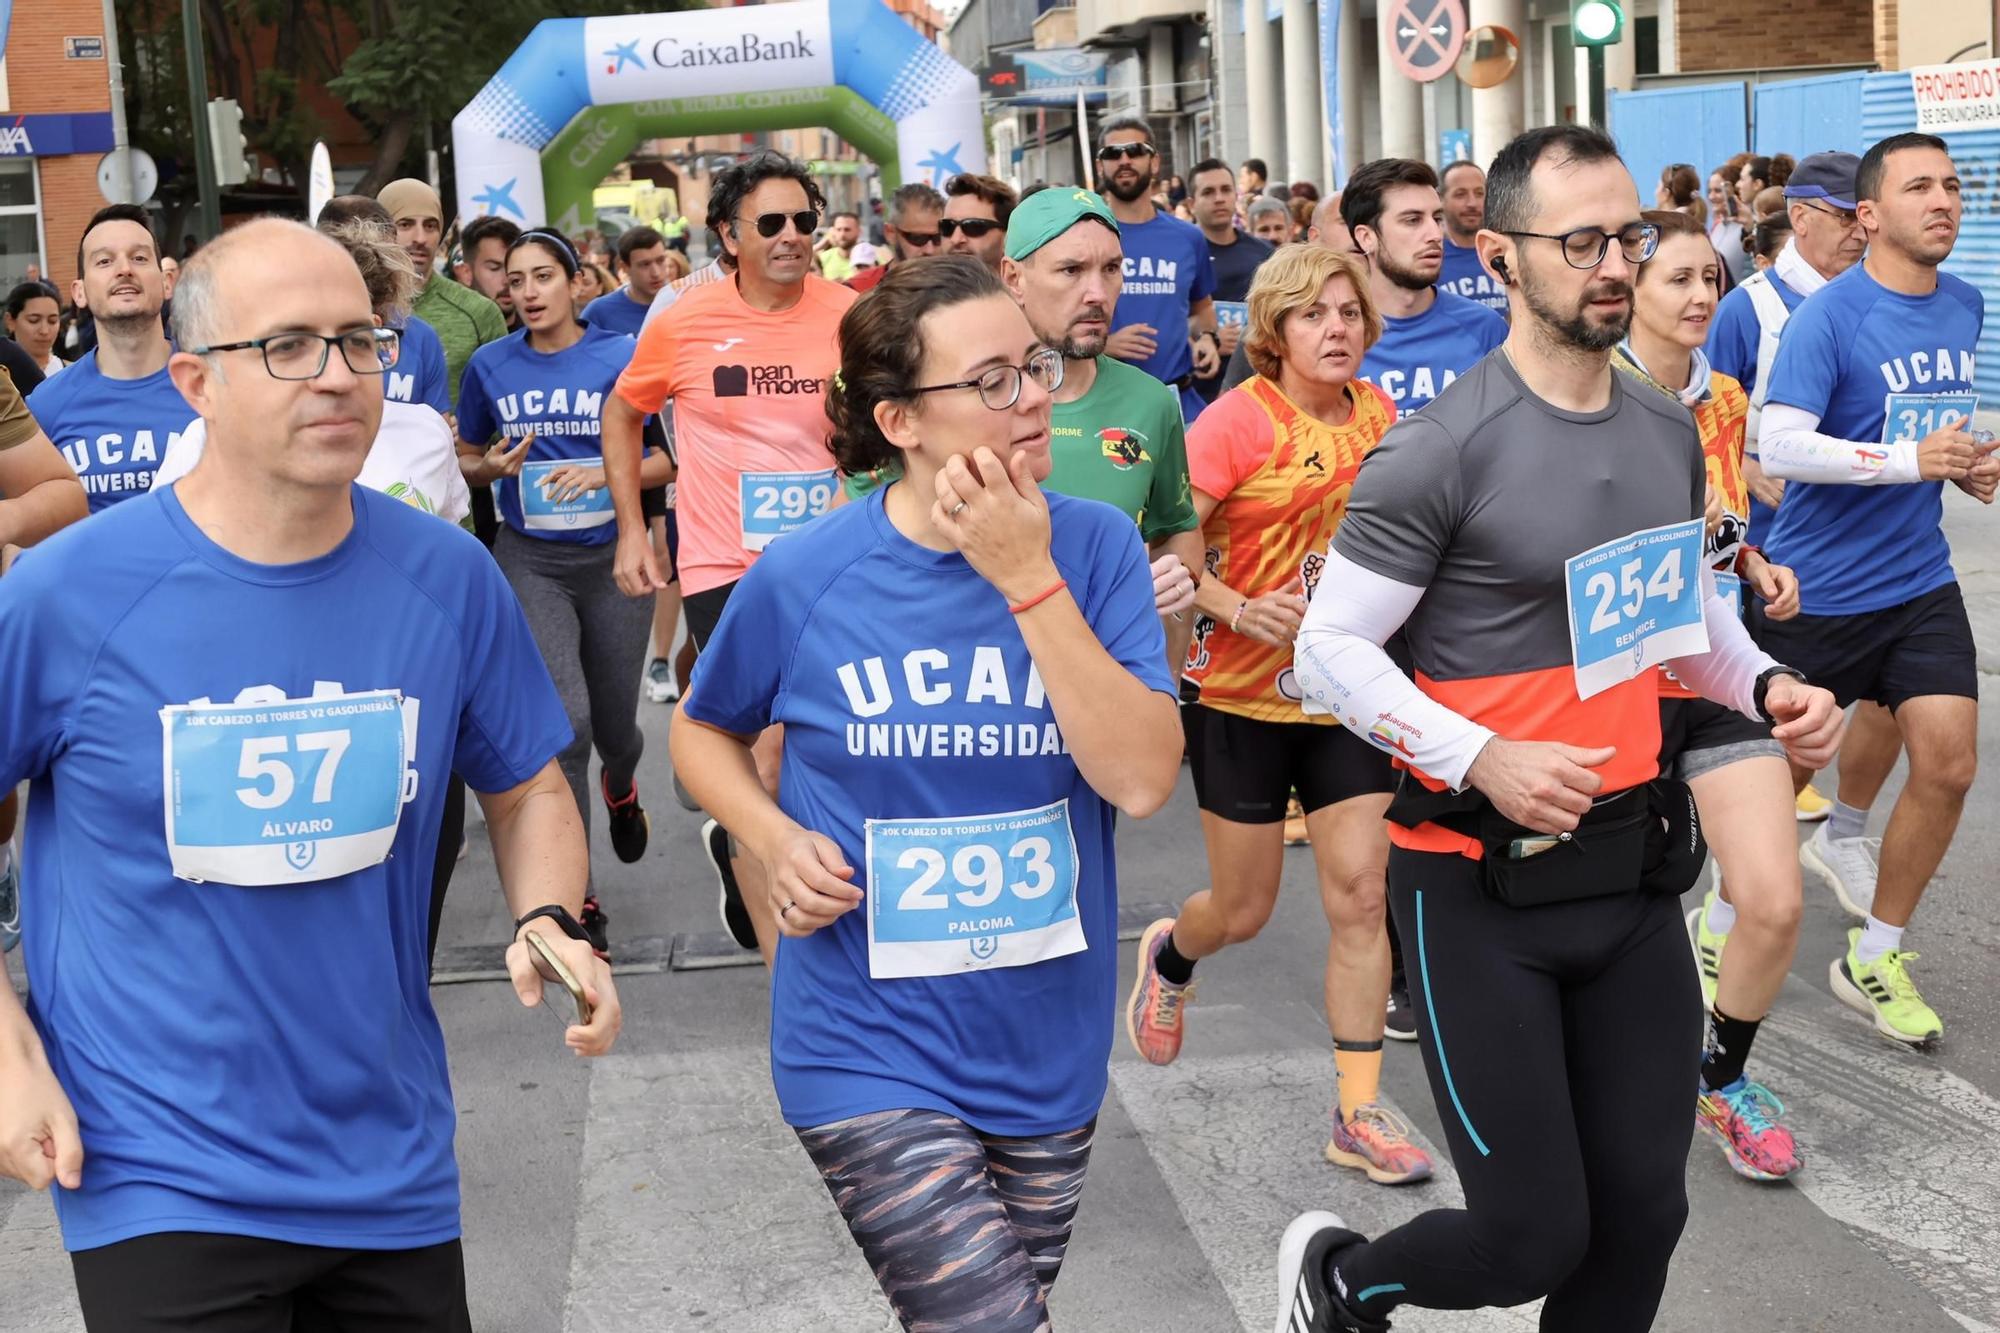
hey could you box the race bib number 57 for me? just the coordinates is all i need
[161,687,419,885]
[1564,519,1709,700]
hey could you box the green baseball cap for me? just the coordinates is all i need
[1005,187,1120,261]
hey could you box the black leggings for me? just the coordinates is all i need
[1332,846,1702,1329]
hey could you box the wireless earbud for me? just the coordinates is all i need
[1491,255,1512,285]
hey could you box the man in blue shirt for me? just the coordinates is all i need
[1343,158,1507,415]
[1097,115,1220,422]
[584,225,676,337]
[1436,160,1507,315]
[1188,156,1274,403]
[0,218,619,1325]
[316,194,451,415]
[31,205,194,510]
[1753,133,1996,1046]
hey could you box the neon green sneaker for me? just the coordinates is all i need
[1686,893,1725,1012]
[1829,927,1943,1046]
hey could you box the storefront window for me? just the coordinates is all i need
[0,160,42,285]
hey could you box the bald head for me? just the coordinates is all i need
[1310,194,1354,253]
[171,219,368,351]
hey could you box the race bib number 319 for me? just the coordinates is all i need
[161,688,418,885]
[1564,519,1709,700]
[865,800,1085,980]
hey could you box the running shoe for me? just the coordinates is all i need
[705,818,758,950]
[1284,795,1309,847]
[1686,894,1726,1013]
[1126,918,1196,1066]
[644,657,678,705]
[1800,825,1879,919]
[1325,1102,1433,1186]
[1383,981,1418,1043]
[579,894,611,959]
[1272,1211,1387,1333]
[1795,783,1832,823]
[601,773,650,864]
[1696,1077,1803,1182]
[1830,927,1942,1045]
[0,855,18,955]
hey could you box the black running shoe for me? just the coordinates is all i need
[579,895,611,959]
[704,818,757,950]
[1384,981,1418,1043]
[1272,1211,1387,1333]
[601,773,650,864]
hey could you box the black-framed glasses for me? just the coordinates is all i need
[911,347,1064,410]
[1096,142,1154,162]
[192,327,400,380]
[739,210,819,238]
[939,218,1002,240]
[1797,200,1862,229]
[1501,222,1659,270]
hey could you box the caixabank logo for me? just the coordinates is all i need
[712,363,830,397]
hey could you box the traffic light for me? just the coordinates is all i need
[1572,0,1624,47]
[207,98,248,186]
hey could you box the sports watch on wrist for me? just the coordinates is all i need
[1752,666,1806,725]
[514,904,590,942]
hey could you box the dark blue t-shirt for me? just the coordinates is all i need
[683,488,1174,1135]
[1360,291,1508,415]
[0,484,570,1251]
[583,288,652,337]
[27,350,195,511]
[1437,239,1507,315]
[1763,265,1984,615]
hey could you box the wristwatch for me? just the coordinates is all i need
[1752,665,1806,725]
[514,904,590,942]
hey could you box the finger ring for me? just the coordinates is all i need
[950,502,968,516]
[780,900,796,918]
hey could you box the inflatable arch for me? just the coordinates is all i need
[451,0,987,231]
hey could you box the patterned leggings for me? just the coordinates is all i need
[796,1108,1098,1333]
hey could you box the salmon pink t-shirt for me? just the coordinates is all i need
[615,274,856,594]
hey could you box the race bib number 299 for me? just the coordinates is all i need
[161,687,419,886]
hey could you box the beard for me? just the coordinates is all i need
[1103,170,1154,204]
[1520,255,1631,352]
[1376,249,1438,292]
[1042,306,1109,360]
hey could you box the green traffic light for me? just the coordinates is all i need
[1573,0,1623,45]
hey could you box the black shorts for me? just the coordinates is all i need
[1183,703,1395,824]
[640,483,667,522]
[1657,696,1783,781]
[683,578,737,653]
[1750,581,1977,711]
[71,1231,470,1332]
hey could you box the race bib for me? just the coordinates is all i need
[1564,519,1709,700]
[740,469,837,552]
[1214,300,1249,330]
[161,687,419,886]
[520,457,614,532]
[1882,391,1978,446]
[865,800,1084,980]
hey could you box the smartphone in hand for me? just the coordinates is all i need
[525,930,594,1027]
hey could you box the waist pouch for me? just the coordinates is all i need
[1388,777,1706,909]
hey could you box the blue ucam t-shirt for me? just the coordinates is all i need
[1763,265,1984,616]
[27,351,195,511]
[456,323,638,546]
[388,314,451,415]
[0,484,571,1252]
[1361,291,1508,415]
[1437,239,1508,315]
[1110,211,1218,422]
[583,288,652,337]
[684,488,1174,1136]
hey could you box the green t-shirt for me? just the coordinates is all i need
[843,357,1198,542]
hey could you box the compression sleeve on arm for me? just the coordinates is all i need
[1760,402,1920,485]
[1662,564,1782,721]
[1293,552,1496,791]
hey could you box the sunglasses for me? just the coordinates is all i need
[1096,143,1154,162]
[939,218,1002,240]
[738,211,820,239]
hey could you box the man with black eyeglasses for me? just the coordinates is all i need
[0,217,617,1330]
[602,150,856,964]
[941,173,1017,274]
[848,182,945,294]
[1095,116,1220,424]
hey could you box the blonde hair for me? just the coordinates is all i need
[1244,244,1380,381]
[320,218,419,322]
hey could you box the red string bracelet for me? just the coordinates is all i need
[1008,579,1068,615]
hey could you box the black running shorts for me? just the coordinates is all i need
[1750,581,1977,711]
[1183,703,1395,824]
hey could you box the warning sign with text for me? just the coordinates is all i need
[1911,59,2000,136]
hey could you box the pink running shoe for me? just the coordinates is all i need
[1325,1102,1434,1186]
[1696,1078,1803,1182]
[1126,918,1197,1065]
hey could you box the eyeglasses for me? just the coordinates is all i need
[911,347,1064,410]
[1096,143,1155,162]
[192,327,401,380]
[939,218,1002,240]
[738,211,820,239]
[895,228,943,249]
[1501,222,1659,270]
[1797,200,1862,229]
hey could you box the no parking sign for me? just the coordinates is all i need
[1385,0,1466,85]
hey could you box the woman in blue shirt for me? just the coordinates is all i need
[673,257,1182,1330]
[456,230,667,953]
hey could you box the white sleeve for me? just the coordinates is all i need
[1661,564,1782,721]
[1293,552,1496,792]
[1761,403,1920,485]
[432,411,474,526]
[151,417,207,490]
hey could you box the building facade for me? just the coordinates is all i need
[0,1,119,293]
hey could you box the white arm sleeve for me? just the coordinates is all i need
[150,417,206,490]
[1761,403,1920,485]
[1293,552,1496,792]
[1661,564,1782,721]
